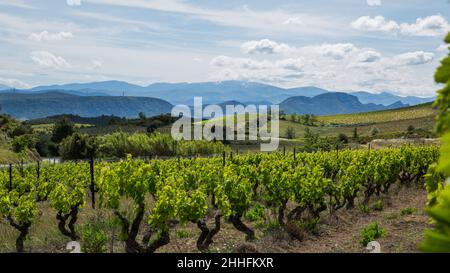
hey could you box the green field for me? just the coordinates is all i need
[32,123,95,133]
[279,115,436,139]
[317,103,435,126]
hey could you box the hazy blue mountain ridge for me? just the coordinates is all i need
[17,80,435,106]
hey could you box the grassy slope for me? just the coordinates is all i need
[27,103,438,141]
[32,123,95,134]
[317,102,435,125]
[214,103,437,139]
[0,148,19,164]
[276,103,436,139]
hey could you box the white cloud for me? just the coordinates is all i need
[83,0,346,36]
[29,31,73,42]
[275,58,305,72]
[241,40,358,60]
[391,51,434,66]
[241,39,293,54]
[67,0,82,6]
[367,0,381,6]
[211,56,306,76]
[211,41,437,96]
[400,15,450,37]
[356,50,381,63]
[283,17,304,25]
[211,56,272,70]
[0,78,30,89]
[316,43,357,60]
[351,15,400,34]
[30,51,72,69]
[351,15,450,36]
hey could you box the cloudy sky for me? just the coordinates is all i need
[0,0,449,96]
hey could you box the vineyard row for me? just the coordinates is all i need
[0,146,439,253]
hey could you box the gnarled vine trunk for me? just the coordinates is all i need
[195,213,221,252]
[115,203,170,253]
[7,217,30,253]
[56,205,80,240]
[229,214,255,241]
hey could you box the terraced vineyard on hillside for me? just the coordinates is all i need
[317,103,435,126]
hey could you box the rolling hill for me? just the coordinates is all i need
[279,102,437,140]
[0,91,173,119]
[279,92,407,115]
[317,102,436,125]
[192,102,437,141]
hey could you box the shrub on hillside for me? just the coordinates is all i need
[360,222,387,246]
[59,133,99,160]
[51,117,74,143]
[98,132,225,158]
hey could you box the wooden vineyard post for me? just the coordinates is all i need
[20,159,24,175]
[8,163,12,192]
[90,158,96,209]
[293,147,296,161]
[329,193,332,222]
[37,160,40,179]
[222,150,226,166]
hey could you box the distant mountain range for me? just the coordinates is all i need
[0,80,436,120]
[349,91,434,106]
[280,93,407,116]
[1,80,435,106]
[0,90,411,120]
[0,92,172,120]
[0,84,11,91]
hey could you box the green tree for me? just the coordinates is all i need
[338,133,349,144]
[309,114,318,126]
[434,33,450,134]
[370,127,380,137]
[353,128,358,139]
[51,118,74,143]
[34,133,57,157]
[289,114,297,123]
[12,134,35,153]
[407,125,416,135]
[420,32,450,252]
[285,126,296,139]
[303,127,321,151]
[303,114,311,126]
[10,124,33,137]
[138,112,146,120]
[59,133,99,160]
